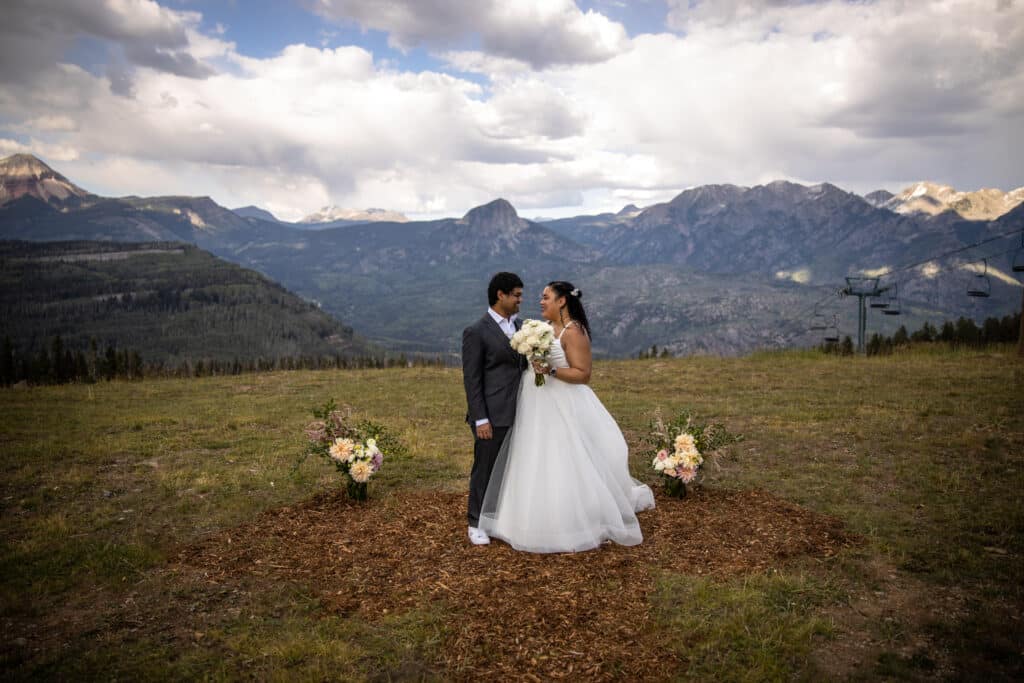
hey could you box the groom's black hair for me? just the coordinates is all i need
[488,272,524,305]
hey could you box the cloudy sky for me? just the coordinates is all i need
[1,0,1021,221]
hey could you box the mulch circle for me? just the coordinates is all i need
[174,487,853,680]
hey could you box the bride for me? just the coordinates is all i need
[478,281,655,553]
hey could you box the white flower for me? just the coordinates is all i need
[349,460,372,483]
[681,451,702,468]
[329,438,355,463]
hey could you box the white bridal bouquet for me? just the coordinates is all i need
[510,319,556,386]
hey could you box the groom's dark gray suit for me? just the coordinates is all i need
[462,312,526,526]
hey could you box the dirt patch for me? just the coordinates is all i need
[175,487,853,680]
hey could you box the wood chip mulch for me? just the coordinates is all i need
[173,487,853,680]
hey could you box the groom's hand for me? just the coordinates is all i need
[476,423,493,440]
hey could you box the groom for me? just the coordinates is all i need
[462,272,526,545]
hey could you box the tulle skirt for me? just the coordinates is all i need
[479,370,655,553]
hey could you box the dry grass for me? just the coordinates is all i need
[1,345,1022,679]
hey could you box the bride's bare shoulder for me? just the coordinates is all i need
[562,321,589,342]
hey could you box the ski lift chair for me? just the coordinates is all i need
[823,315,840,343]
[966,259,992,298]
[882,282,902,316]
[868,292,889,309]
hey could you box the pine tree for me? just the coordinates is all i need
[36,347,51,384]
[130,351,143,379]
[51,336,65,383]
[88,338,99,382]
[893,325,909,346]
[105,345,117,380]
[0,336,13,386]
[866,333,883,356]
[954,317,980,346]
[74,350,88,382]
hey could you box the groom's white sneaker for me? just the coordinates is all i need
[468,526,490,545]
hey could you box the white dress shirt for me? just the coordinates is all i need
[488,307,518,338]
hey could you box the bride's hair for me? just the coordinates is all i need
[547,281,591,339]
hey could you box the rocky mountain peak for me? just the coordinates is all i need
[459,198,526,232]
[232,205,281,223]
[0,153,91,207]
[667,183,745,207]
[864,189,895,207]
[0,153,54,175]
[883,181,1024,220]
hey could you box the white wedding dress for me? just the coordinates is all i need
[479,329,655,553]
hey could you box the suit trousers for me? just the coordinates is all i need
[467,424,509,526]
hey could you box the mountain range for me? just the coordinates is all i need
[1,153,1020,358]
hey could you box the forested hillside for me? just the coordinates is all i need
[0,241,375,364]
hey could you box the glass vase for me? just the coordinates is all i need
[346,479,368,501]
[664,477,687,499]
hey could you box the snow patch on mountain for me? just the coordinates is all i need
[300,206,408,224]
[883,182,1024,220]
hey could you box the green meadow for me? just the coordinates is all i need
[1,346,1021,680]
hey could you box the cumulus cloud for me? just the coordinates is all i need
[664,0,1024,140]
[0,0,1020,221]
[0,0,218,89]
[309,0,631,68]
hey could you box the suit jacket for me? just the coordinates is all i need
[462,313,526,428]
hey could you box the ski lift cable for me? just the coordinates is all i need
[879,244,1019,283]
[879,227,1024,278]
[782,241,1021,329]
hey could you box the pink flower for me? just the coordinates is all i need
[304,420,327,444]
[370,451,383,472]
[656,449,669,461]
[678,466,697,483]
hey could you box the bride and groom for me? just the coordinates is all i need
[462,272,655,553]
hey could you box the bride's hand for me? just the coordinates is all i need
[531,360,548,374]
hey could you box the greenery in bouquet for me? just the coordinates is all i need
[648,408,742,498]
[297,399,407,500]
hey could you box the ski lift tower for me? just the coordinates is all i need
[840,276,891,354]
